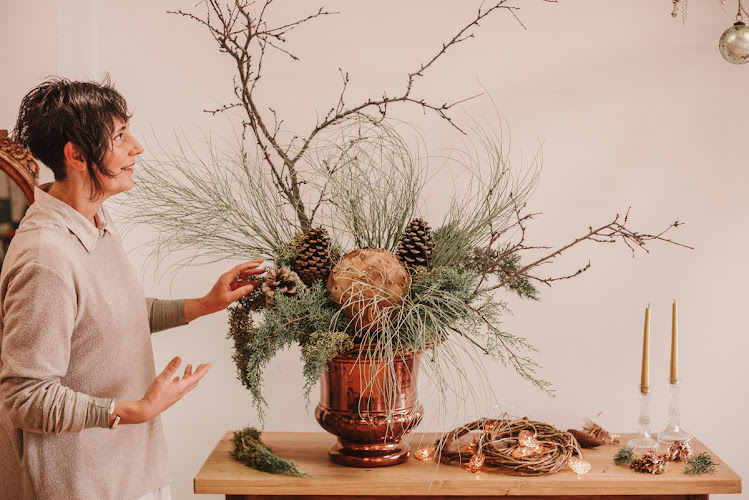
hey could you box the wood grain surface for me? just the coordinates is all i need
[194,432,741,498]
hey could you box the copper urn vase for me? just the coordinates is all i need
[315,348,422,467]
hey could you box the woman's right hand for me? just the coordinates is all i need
[111,357,211,426]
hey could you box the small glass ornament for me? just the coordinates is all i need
[720,21,749,63]
[719,1,749,64]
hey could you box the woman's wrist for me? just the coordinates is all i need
[110,399,148,426]
[183,297,211,324]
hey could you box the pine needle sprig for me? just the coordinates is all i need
[684,452,719,476]
[431,120,541,270]
[231,427,309,477]
[304,117,426,251]
[119,132,299,270]
[614,447,635,466]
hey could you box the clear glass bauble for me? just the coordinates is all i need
[719,21,749,64]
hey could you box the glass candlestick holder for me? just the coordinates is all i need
[657,378,690,444]
[627,386,659,454]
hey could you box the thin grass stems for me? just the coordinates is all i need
[431,122,541,269]
[119,131,299,266]
[303,117,426,251]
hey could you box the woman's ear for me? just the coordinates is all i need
[62,142,87,172]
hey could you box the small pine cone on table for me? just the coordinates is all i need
[666,440,694,462]
[631,452,668,474]
[567,429,603,448]
[261,267,300,308]
[293,227,332,287]
[395,218,435,270]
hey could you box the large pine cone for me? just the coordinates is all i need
[261,267,300,309]
[326,248,410,332]
[293,227,332,287]
[567,429,603,448]
[395,218,435,270]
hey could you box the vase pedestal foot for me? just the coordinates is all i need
[328,439,411,467]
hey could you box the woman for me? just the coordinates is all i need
[0,78,263,499]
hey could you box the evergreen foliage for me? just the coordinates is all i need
[301,330,354,400]
[229,281,354,423]
[130,117,555,425]
[465,246,538,300]
[613,447,635,466]
[684,452,719,476]
[231,427,308,477]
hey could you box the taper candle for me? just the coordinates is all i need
[640,305,651,393]
[670,300,678,384]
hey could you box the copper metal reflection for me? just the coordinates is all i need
[315,348,422,467]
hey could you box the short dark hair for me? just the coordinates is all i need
[13,77,131,199]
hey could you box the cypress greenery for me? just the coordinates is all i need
[228,282,354,423]
[272,233,304,269]
[684,452,719,476]
[465,246,538,300]
[231,427,308,477]
[614,447,635,466]
[301,330,354,401]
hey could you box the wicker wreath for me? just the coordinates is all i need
[432,417,578,475]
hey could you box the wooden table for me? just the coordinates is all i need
[194,432,741,499]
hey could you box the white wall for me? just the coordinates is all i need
[3,1,747,499]
[0,1,57,134]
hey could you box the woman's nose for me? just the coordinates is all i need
[131,136,145,155]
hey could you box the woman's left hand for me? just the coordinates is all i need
[184,258,264,322]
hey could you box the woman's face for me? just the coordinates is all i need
[98,117,144,198]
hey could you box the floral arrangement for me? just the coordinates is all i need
[121,1,687,423]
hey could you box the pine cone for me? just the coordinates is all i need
[261,267,299,308]
[395,218,435,270]
[632,452,668,474]
[567,429,603,448]
[666,440,693,462]
[582,419,619,445]
[293,227,332,287]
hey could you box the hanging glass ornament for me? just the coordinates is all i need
[719,1,749,64]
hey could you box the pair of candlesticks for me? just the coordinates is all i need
[628,302,689,453]
[627,379,690,453]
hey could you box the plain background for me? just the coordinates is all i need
[1,0,747,498]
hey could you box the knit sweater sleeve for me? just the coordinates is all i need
[0,263,88,434]
[145,298,187,333]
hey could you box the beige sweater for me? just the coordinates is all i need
[0,187,186,500]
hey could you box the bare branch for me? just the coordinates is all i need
[532,260,591,287]
[491,210,693,292]
[204,103,243,115]
[172,1,526,232]
[446,326,489,355]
